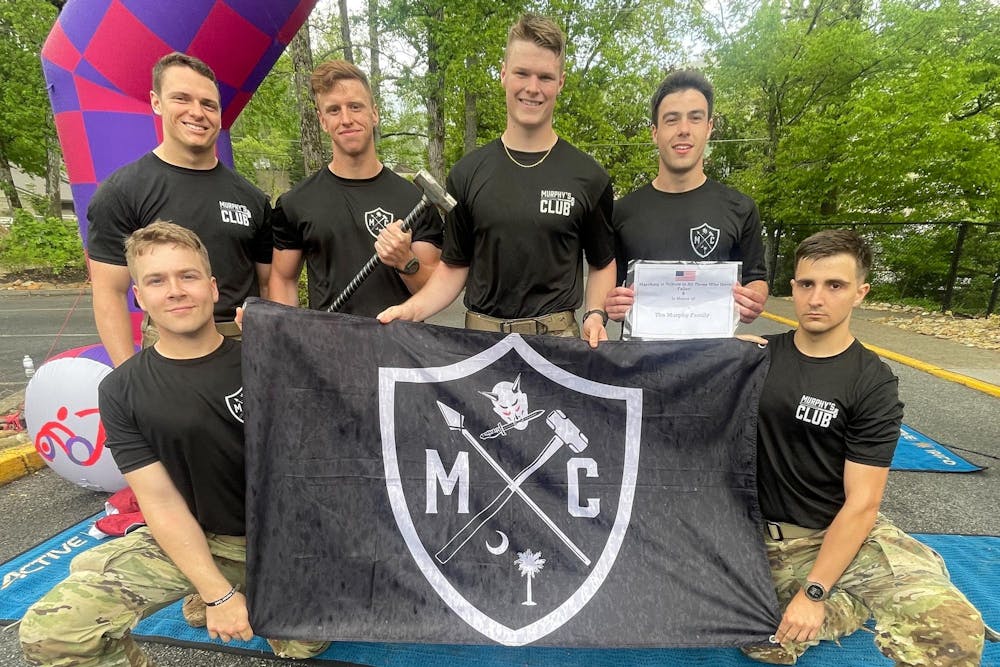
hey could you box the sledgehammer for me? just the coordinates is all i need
[327,169,457,312]
[435,410,590,565]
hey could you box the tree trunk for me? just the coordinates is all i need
[338,0,354,63]
[0,148,22,212]
[425,8,445,182]
[45,142,62,219]
[368,0,381,143]
[463,56,478,155]
[290,24,326,175]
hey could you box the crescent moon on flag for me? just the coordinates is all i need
[485,530,509,555]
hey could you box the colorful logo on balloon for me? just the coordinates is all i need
[24,346,126,493]
[34,406,106,467]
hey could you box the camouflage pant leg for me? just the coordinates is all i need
[19,528,326,665]
[756,516,984,666]
[840,517,984,666]
[753,529,871,664]
[190,534,329,660]
[18,527,218,666]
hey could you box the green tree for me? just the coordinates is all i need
[0,0,59,211]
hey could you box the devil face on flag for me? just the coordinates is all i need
[241,300,779,648]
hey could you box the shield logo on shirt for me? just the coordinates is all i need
[225,388,244,423]
[365,207,394,238]
[690,223,721,258]
[379,334,642,646]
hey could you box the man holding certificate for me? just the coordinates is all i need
[605,70,769,334]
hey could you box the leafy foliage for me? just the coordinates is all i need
[0,0,58,177]
[0,209,84,274]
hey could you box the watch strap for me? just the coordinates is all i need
[583,309,609,326]
[396,257,419,275]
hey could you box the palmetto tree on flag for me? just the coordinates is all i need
[515,548,546,606]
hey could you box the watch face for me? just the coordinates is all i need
[805,583,825,601]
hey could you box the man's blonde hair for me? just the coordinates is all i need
[124,221,211,281]
[506,14,566,69]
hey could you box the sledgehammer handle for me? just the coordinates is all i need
[327,198,430,313]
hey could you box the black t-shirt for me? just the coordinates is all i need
[87,153,272,320]
[612,180,767,287]
[271,166,443,315]
[99,339,246,535]
[442,138,615,319]
[756,331,903,529]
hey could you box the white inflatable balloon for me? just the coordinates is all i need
[24,346,126,492]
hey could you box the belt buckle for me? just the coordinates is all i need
[500,319,547,335]
[765,521,784,541]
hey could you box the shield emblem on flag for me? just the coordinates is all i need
[690,223,721,258]
[379,334,642,646]
[364,206,394,238]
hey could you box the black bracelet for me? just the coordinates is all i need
[582,309,608,326]
[204,585,238,607]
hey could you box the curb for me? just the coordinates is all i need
[0,286,91,297]
[0,440,44,486]
[0,390,42,486]
[761,312,1000,399]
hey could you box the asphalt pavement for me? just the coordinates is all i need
[0,288,997,666]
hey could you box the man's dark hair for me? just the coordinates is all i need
[650,70,714,125]
[152,52,218,94]
[795,229,873,281]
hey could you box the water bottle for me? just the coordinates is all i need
[22,355,35,378]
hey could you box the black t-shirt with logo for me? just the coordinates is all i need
[756,331,903,529]
[87,153,272,320]
[612,180,767,287]
[99,339,246,535]
[271,166,443,316]
[442,138,615,319]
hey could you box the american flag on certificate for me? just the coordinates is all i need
[675,270,697,281]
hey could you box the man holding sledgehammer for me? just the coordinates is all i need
[269,60,443,316]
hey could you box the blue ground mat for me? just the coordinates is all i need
[2,517,997,666]
[892,424,983,472]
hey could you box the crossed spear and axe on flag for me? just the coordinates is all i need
[435,401,591,566]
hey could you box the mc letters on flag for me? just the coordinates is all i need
[242,300,780,648]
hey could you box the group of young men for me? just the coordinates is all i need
[18,12,990,667]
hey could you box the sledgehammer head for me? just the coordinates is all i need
[546,409,589,453]
[414,169,457,214]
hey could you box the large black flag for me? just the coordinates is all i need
[243,300,779,648]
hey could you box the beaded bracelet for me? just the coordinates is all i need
[205,585,238,607]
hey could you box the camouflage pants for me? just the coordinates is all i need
[19,527,328,666]
[745,515,984,666]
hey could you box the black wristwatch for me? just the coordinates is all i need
[396,257,419,275]
[583,309,609,326]
[804,581,828,602]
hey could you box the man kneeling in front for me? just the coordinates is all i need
[746,229,989,666]
[20,222,328,665]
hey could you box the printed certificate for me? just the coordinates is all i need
[623,261,741,340]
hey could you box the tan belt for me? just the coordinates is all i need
[214,321,242,338]
[764,520,824,541]
[465,310,575,335]
[141,316,242,348]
